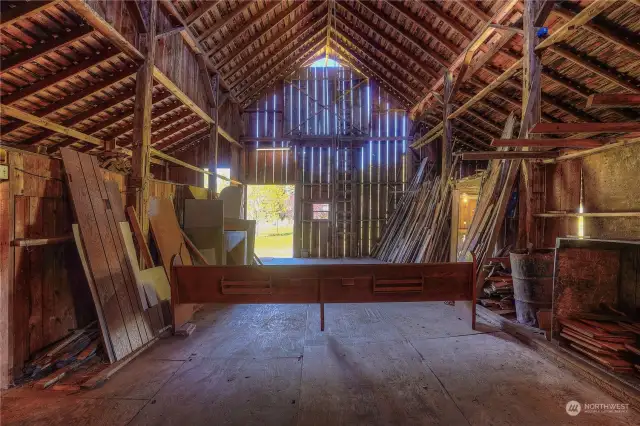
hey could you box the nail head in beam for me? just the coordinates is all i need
[530,122,640,134]
[491,138,606,148]
[586,94,640,108]
[458,151,560,161]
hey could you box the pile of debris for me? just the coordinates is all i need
[477,255,515,316]
[16,322,108,391]
[559,314,640,374]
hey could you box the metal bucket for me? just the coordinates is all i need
[509,249,555,327]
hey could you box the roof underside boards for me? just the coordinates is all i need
[1,0,639,156]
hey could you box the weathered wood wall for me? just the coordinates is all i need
[243,66,411,257]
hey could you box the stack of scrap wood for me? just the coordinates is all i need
[559,317,640,374]
[372,157,456,263]
[478,256,515,316]
[16,322,103,390]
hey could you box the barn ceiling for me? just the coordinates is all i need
[1,0,638,155]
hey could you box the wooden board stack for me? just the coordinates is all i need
[558,317,640,374]
[478,257,515,316]
[372,157,456,263]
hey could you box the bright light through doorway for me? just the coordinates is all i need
[247,185,294,258]
[203,167,231,192]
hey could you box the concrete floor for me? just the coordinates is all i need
[2,302,638,426]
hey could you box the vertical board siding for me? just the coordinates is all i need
[244,65,410,258]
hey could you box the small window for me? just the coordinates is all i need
[312,203,330,220]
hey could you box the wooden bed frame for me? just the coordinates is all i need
[170,259,477,331]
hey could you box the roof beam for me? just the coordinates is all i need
[1,25,94,74]
[237,30,325,101]
[551,4,640,57]
[355,0,450,68]
[217,0,307,70]
[1,64,135,135]
[330,40,414,107]
[337,2,438,80]
[153,124,209,151]
[419,0,474,40]
[222,1,326,80]
[240,38,326,107]
[459,151,559,160]
[332,29,421,98]
[19,87,137,146]
[197,1,254,43]
[548,45,640,92]
[491,138,605,148]
[333,17,428,89]
[185,0,222,25]
[587,93,640,108]
[0,0,60,27]
[531,122,640,134]
[384,0,461,56]
[208,1,281,58]
[458,1,491,23]
[231,21,325,93]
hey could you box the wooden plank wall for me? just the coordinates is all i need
[86,0,209,116]
[243,66,410,258]
[0,150,95,388]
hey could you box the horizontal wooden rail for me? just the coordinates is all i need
[12,235,74,247]
[170,262,477,331]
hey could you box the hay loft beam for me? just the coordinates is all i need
[458,151,559,161]
[491,139,606,149]
[530,122,640,134]
[586,93,640,108]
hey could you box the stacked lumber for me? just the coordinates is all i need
[372,157,456,263]
[16,323,103,390]
[559,317,640,374]
[478,256,515,316]
[61,148,166,365]
[457,114,517,278]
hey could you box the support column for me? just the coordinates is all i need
[129,0,158,237]
[196,54,219,197]
[441,70,453,179]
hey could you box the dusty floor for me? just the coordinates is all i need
[1,302,638,426]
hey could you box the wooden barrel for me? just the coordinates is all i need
[509,249,555,327]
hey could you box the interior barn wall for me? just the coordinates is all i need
[243,66,411,258]
[86,0,209,115]
[541,143,640,245]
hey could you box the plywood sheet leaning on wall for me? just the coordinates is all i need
[148,197,199,328]
[61,148,154,362]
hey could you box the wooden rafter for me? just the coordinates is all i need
[330,40,414,107]
[153,124,209,151]
[0,0,60,27]
[333,17,427,89]
[208,1,281,58]
[231,21,326,93]
[548,45,640,93]
[587,93,640,108]
[384,0,460,56]
[2,65,136,136]
[531,122,640,134]
[458,0,491,22]
[336,2,438,80]
[419,0,474,40]
[0,49,123,105]
[185,0,222,25]
[197,1,254,43]
[237,30,326,101]
[331,29,421,99]
[551,4,640,57]
[491,138,605,148]
[356,0,449,68]
[1,25,94,74]
[240,37,326,107]
[222,1,327,79]
[217,0,308,70]
[459,151,559,160]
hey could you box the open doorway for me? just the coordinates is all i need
[247,185,294,258]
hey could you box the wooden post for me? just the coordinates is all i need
[129,0,158,237]
[196,54,219,197]
[441,70,453,179]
